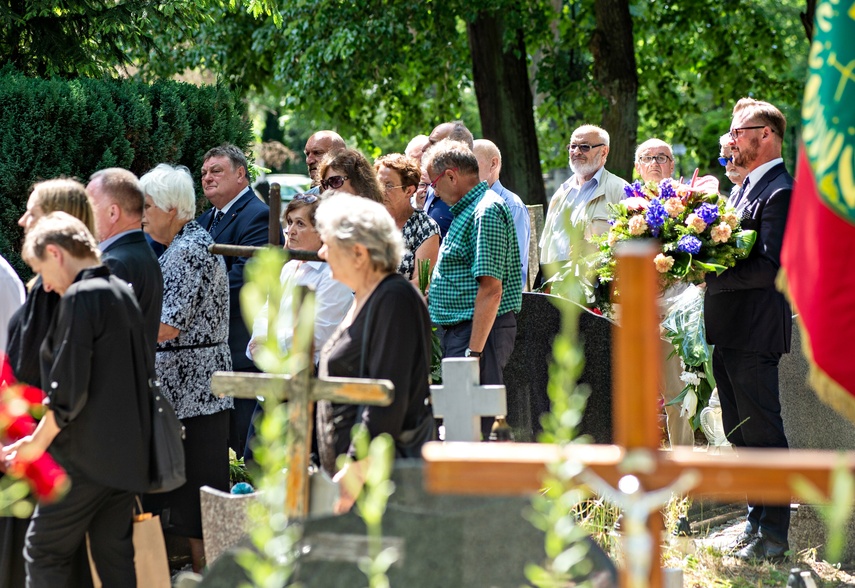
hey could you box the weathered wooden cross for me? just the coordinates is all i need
[431,358,506,442]
[423,240,855,587]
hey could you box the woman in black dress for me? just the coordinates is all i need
[314,192,435,512]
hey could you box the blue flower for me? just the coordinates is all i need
[696,203,719,225]
[645,198,667,237]
[623,180,644,199]
[677,235,702,255]
[659,180,676,200]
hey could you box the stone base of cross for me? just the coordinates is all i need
[431,358,506,442]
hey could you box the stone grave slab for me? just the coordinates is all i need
[431,358,506,441]
[780,320,855,450]
[503,293,613,443]
[200,486,259,565]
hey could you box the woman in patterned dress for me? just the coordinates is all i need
[374,153,440,287]
[139,164,233,572]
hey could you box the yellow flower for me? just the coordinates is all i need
[710,222,732,243]
[686,213,707,233]
[663,198,685,218]
[628,215,648,236]
[654,253,675,273]
[722,211,739,229]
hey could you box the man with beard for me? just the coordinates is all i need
[705,98,793,562]
[634,138,675,184]
[304,131,346,194]
[539,124,627,274]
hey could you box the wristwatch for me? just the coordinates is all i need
[464,348,482,358]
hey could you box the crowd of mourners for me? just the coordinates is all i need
[0,96,796,584]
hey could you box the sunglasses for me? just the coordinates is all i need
[718,156,733,166]
[567,143,605,153]
[321,175,348,191]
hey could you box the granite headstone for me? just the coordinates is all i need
[504,293,614,443]
[780,321,855,450]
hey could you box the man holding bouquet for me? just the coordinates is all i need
[704,98,793,561]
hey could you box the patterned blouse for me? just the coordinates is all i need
[155,220,233,419]
[398,210,441,280]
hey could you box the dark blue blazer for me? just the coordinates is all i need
[198,188,280,370]
[102,230,164,352]
[704,162,793,353]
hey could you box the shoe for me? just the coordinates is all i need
[727,529,757,552]
[736,534,789,562]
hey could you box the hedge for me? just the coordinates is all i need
[0,70,253,276]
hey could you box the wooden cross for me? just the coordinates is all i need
[431,358,506,442]
[422,240,855,587]
[211,283,394,519]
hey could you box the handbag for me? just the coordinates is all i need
[88,497,171,588]
[147,377,187,493]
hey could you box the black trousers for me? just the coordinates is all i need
[441,311,517,438]
[25,474,134,588]
[713,345,790,543]
[229,365,261,456]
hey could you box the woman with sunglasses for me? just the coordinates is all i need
[247,193,353,366]
[374,153,440,287]
[317,149,384,203]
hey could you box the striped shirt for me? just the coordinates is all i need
[429,181,522,325]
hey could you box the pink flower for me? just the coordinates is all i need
[686,213,707,233]
[654,253,675,273]
[721,211,739,229]
[628,215,648,236]
[711,222,732,243]
[624,197,649,212]
[663,198,685,218]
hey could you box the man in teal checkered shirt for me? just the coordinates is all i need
[424,139,522,438]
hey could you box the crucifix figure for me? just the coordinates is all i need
[423,240,855,587]
[431,358,506,442]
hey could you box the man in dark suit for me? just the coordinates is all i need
[197,144,279,455]
[705,98,793,562]
[86,168,163,351]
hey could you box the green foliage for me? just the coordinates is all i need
[0,70,251,275]
[792,458,855,564]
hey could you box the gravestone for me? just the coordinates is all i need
[200,486,259,564]
[780,320,855,450]
[526,204,544,292]
[432,358,506,441]
[504,293,613,443]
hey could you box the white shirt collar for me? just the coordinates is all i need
[744,158,783,194]
[216,186,252,215]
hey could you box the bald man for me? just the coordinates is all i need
[304,131,346,192]
[405,134,431,161]
[422,121,476,237]
[473,139,530,289]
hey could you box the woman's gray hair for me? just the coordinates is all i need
[139,164,196,221]
[315,191,403,273]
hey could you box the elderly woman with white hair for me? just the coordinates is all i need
[314,192,435,511]
[139,163,232,572]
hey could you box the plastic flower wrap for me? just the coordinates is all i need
[660,286,716,430]
[0,356,70,503]
[593,177,757,290]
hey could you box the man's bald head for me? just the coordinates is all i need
[405,134,431,162]
[428,121,474,149]
[473,139,502,185]
[305,131,346,180]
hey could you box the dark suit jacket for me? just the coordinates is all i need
[704,162,793,353]
[42,266,152,493]
[102,230,164,351]
[198,188,280,370]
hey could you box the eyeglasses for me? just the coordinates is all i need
[567,143,605,153]
[292,193,318,203]
[638,154,673,164]
[320,175,348,190]
[383,183,406,193]
[417,182,430,191]
[429,167,458,189]
[717,156,733,166]
[729,126,765,140]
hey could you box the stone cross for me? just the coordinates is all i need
[431,358,506,442]
[423,240,855,588]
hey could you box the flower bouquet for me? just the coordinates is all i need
[593,178,756,290]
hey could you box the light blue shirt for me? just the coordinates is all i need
[540,166,605,264]
[490,180,531,288]
[99,228,143,251]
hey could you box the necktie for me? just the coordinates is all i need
[733,177,750,209]
[209,210,225,233]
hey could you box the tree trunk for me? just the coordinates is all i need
[468,11,546,207]
[590,0,638,182]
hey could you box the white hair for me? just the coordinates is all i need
[139,164,196,221]
[572,124,610,147]
[315,192,403,273]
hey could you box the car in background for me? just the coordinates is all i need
[253,173,313,204]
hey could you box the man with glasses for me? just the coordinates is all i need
[634,138,675,183]
[539,124,627,273]
[305,131,346,194]
[423,139,522,439]
[197,144,283,456]
[422,121,476,237]
[705,98,793,562]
